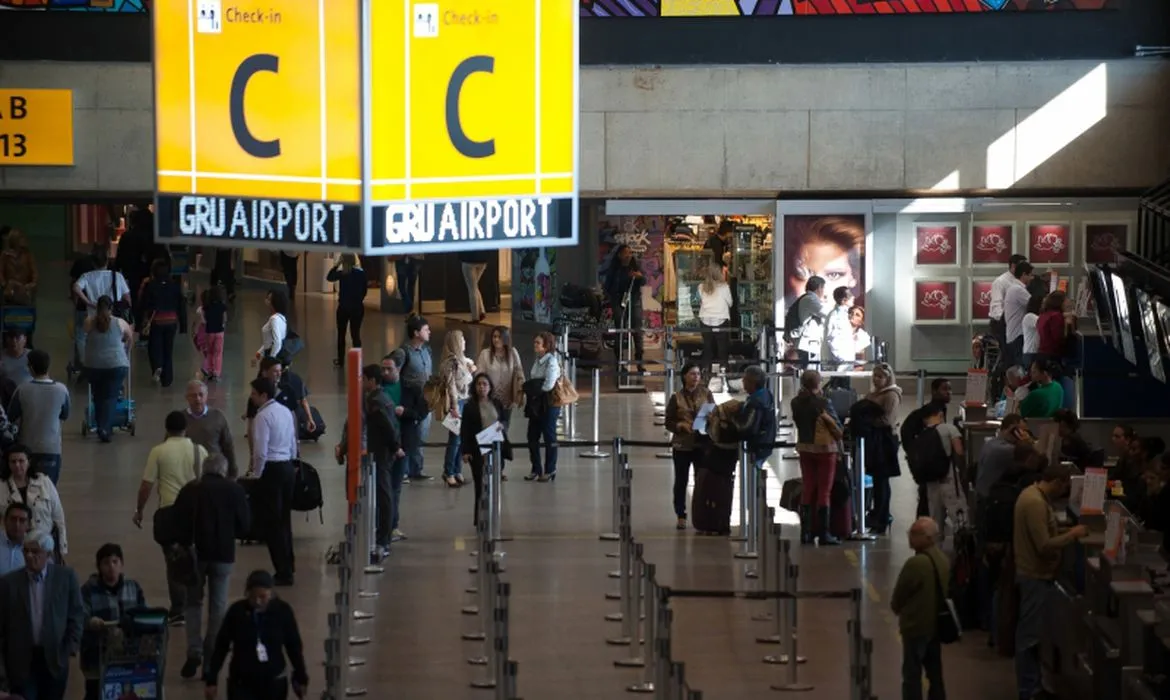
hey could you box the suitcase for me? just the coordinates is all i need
[780,477,803,513]
[811,495,855,540]
[239,477,265,544]
[691,467,733,535]
[297,405,327,442]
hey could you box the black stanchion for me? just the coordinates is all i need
[600,437,624,541]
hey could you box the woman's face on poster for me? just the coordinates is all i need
[788,242,857,300]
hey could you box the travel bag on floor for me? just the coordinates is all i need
[291,459,325,523]
[296,405,327,442]
[780,478,803,513]
[691,467,734,535]
[239,477,264,544]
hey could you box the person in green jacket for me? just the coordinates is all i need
[1019,359,1064,419]
[891,517,950,700]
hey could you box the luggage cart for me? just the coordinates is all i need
[81,353,136,438]
[0,304,35,340]
[97,611,169,700]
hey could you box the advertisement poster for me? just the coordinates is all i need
[970,279,994,322]
[1027,223,1072,266]
[914,279,960,324]
[915,223,960,266]
[970,223,1015,266]
[1083,223,1128,264]
[597,215,666,347]
[580,0,1117,16]
[512,248,559,324]
[783,214,865,310]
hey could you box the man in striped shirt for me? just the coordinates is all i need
[250,377,298,586]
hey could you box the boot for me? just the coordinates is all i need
[798,505,814,545]
[817,507,840,545]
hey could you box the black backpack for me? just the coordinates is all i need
[783,292,816,341]
[291,460,324,522]
[983,479,1027,544]
[910,425,952,483]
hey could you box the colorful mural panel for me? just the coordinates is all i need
[0,0,148,11]
[581,0,1115,15]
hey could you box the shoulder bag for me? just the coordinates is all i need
[924,553,961,644]
[550,355,579,407]
[110,270,133,322]
[165,463,201,588]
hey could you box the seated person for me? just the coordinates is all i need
[1108,423,1138,477]
[994,366,1030,417]
[80,543,147,700]
[1053,409,1099,468]
[1135,467,1170,553]
[1019,358,1063,419]
[1121,436,1165,513]
[0,229,37,305]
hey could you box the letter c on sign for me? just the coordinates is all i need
[445,56,495,159]
[230,54,281,159]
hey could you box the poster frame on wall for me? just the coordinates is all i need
[970,276,997,325]
[913,221,962,268]
[1081,220,1132,265]
[774,200,874,343]
[1024,221,1074,268]
[969,221,1017,268]
[913,277,962,326]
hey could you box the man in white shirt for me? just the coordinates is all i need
[988,254,1028,341]
[823,286,855,373]
[249,377,298,586]
[72,247,132,365]
[1002,262,1035,371]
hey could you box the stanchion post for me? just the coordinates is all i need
[606,482,633,617]
[626,563,658,694]
[751,509,777,622]
[732,441,751,546]
[746,470,768,577]
[615,542,647,667]
[490,441,509,544]
[361,457,384,576]
[1074,367,1084,417]
[580,367,610,459]
[915,368,925,406]
[606,516,635,641]
[609,463,631,580]
[654,610,673,696]
[758,532,788,649]
[849,437,875,541]
[492,581,511,695]
[600,437,623,540]
[470,561,501,688]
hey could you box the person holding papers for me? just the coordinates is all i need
[461,374,512,528]
[664,363,715,531]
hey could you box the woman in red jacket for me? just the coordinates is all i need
[1035,290,1077,409]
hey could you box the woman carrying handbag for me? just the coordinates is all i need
[460,373,512,527]
[522,331,563,482]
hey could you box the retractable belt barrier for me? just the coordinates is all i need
[322,458,382,699]
[461,445,523,698]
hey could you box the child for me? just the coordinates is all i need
[198,286,228,381]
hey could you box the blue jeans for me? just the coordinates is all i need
[407,415,431,477]
[1015,577,1054,699]
[444,400,466,478]
[390,455,406,530]
[184,560,233,667]
[88,365,128,437]
[526,406,561,475]
[902,636,945,700]
[31,454,61,485]
[871,474,893,532]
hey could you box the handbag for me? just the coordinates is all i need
[550,373,579,407]
[158,444,203,586]
[925,552,962,644]
[276,327,305,364]
[110,270,133,321]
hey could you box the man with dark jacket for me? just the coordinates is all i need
[901,378,953,517]
[204,570,308,700]
[385,348,429,503]
[732,365,778,468]
[172,454,251,680]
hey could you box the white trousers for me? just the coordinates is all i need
[926,468,968,543]
[461,262,486,321]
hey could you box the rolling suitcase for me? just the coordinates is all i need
[239,477,264,544]
[691,467,733,536]
[297,405,327,442]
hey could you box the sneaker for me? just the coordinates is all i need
[152,369,162,384]
[391,529,407,542]
[413,473,434,481]
[167,613,185,627]
[378,545,392,559]
[180,657,201,680]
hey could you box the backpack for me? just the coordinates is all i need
[983,478,1026,544]
[783,293,816,342]
[291,460,324,523]
[910,425,952,483]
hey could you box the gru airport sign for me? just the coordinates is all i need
[152,0,578,255]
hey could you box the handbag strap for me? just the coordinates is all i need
[921,552,947,605]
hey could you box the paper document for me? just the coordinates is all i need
[476,421,506,455]
[692,402,717,435]
[1080,467,1108,515]
[441,414,461,435]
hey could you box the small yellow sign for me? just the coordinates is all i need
[0,89,74,166]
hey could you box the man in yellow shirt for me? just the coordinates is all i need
[1012,460,1087,700]
[133,410,208,624]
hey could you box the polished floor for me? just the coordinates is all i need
[27,259,1016,699]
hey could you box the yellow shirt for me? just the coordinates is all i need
[143,437,207,507]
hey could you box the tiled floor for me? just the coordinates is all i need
[31,261,1016,699]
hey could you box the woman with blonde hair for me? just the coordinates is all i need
[476,326,525,432]
[439,329,476,487]
[698,263,734,376]
[327,253,369,366]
